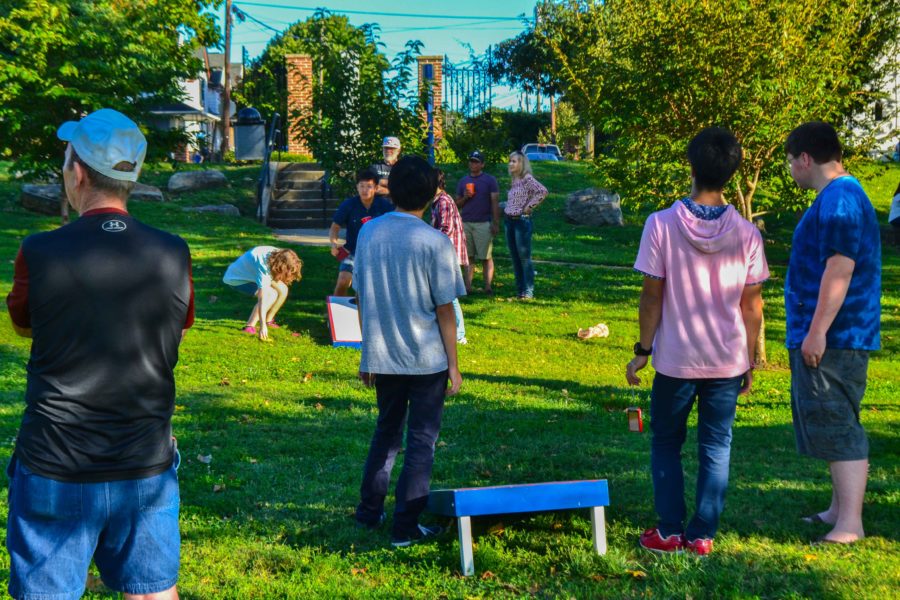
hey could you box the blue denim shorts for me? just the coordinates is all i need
[339,253,355,274]
[228,281,259,296]
[6,453,181,599]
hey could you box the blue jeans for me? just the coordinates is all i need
[7,453,181,599]
[452,298,466,340]
[650,373,742,540]
[357,371,448,537]
[505,216,534,297]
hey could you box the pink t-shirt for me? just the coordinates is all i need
[634,201,769,379]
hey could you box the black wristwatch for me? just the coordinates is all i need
[633,342,653,356]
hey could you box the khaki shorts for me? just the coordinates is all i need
[464,221,494,261]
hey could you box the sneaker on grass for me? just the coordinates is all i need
[241,325,257,334]
[639,528,684,554]
[391,524,444,548]
[685,537,713,556]
[356,512,386,530]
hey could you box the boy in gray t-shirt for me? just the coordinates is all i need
[354,156,466,547]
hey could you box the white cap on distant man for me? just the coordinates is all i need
[57,109,147,182]
[382,136,401,149]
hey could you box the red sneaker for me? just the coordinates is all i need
[685,537,714,556]
[241,326,257,334]
[266,321,281,329]
[639,528,684,554]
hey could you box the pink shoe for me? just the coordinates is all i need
[266,321,281,329]
[241,326,257,334]
[639,528,684,554]
[685,537,714,556]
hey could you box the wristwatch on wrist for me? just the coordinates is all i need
[633,342,653,356]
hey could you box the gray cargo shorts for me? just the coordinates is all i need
[789,348,869,461]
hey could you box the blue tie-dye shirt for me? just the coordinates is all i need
[784,176,881,350]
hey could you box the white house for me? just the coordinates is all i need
[149,48,243,162]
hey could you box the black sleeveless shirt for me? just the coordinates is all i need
[13,209,193,482]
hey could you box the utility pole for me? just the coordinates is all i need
[220,0,232,161]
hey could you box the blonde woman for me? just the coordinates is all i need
[504,151,548,299]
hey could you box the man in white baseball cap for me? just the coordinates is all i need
[6,107,193,599]
[372,135,402,198]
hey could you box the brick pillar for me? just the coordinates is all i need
[417,56,444,141]
[285,54,313,155]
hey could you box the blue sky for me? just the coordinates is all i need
[218,1,541,108]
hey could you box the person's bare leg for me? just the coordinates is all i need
[813,485,840,525]
[266,281,289,322]
[483,258,494,292]
[245,293,262,328]
[334,272,353,296]
[821,459,867,542]
[464,263,475,293]
[126,585,178,600]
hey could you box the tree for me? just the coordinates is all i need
[237,11,426,194]
[0,0,221,177]
[538,0,900,220]
[538,0,899,366]
[492,8,566,140]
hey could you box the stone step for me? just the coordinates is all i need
[268,207,331,220]
[271,198,342,211]
[267,216,332,229]
[275,177,323,190]
[273,188,322,201]
[279,162,324,172]
[277,170,324,184]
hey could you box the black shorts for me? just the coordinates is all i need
[789,349,869,461]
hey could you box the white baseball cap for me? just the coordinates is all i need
[382,136,401,149]
[57,109,147,182]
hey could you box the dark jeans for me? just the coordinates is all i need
[505,216,534,297]
[650,372,743,540]
[356,370,448,536]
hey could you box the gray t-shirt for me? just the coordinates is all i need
[355,212,467,374]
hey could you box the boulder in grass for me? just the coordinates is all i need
[167,170,228,193]
[182,204,241,217]
[129,183,165,202]
[20,184,63,215]
[564,188,624,227]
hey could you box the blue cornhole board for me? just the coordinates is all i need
[326,296,361,349]
[428,479,609,576]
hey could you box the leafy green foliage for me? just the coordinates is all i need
[538,0,900,219]
[237,11,428,195]
[490,18,563,97]
[538,100,589,158]
[0,0,221,177]
[444,109,550,167]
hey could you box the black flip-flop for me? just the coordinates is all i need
[800,513,829,525]
[812,535,858,546]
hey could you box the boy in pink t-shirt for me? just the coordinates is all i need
[625,127,769,556]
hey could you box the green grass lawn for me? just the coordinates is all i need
[0,159,898,599]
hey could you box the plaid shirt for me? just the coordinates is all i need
[431,191,469,266]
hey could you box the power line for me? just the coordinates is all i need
[233,5,282,34]
[234,2,524,21]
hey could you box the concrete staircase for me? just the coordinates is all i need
[266,163,340,229]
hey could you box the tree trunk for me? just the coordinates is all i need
[740,167,768,366]
[550,94,557,144]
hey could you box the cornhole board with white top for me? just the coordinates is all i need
[326,296,362,349]
[428,479,609,576]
